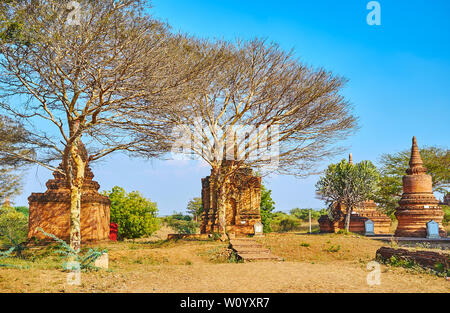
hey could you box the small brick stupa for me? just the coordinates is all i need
[200,164,262,236]
[28,142,110,242]
[394,136,446,237]
[318,154,391,234]
[318,200,391,234]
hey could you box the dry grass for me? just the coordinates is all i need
[256,232,385,263]
[0,233,448,293]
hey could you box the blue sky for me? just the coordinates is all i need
[15,0,450,215]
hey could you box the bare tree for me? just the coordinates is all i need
[0,115,33,203]
[135,39,358,237]
[0,0,211,251]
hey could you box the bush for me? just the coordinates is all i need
[278,216,300,232]
[260,185,275,233]
[14,206,29,217]
[0,206,28,255]
[290,208,327,221]
[103,186,160,240]
[441,205,449,226]
[163,213,199,234]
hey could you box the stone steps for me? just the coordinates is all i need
[229,238,282,262]
[236,252,281,262]
[231,246,271,254]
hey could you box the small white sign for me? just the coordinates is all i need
[426,220,440,239]
[253,221,264,235]
[365,219,375,236]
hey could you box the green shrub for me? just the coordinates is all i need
[325,244,341,253]
[163,213,199,234]
[260,185,275,233]
[13,206,29,217]
[103,186,160,240]
[278,216,300,232]
[167,219,198,234]
[289,208,326,221]
[441,205,449,226]
[0,206,28,255]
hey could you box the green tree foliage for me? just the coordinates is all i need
[278,216,300,232]
[186,197,203,222]
[260,184,275,233]
[103,186,159,240]
[163,212,198,234]
[375,146,450,216]
[442,205,450,226]
[13,206,28,216]
[0,0,27,43]
[316,159,380,231]
[0,205,27,255]
[289,208,326,221]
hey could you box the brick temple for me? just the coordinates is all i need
[28,142,110,242]
[318,200,391,234]
[318,154,391,234]
[200,164,262,236]
[394,136,446,237]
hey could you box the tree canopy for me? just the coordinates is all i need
[135,38,358,235]
[260,184,275,233]
[103,186,159,240]
[316,158,380,231]
[0,0,210,250]
[186,197,203,222]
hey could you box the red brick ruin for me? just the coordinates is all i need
[28,142,110,242]
[200,165,262,237]
[318,153,391,234]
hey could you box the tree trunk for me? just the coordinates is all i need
[344,206,352,232]
[69,144,85,253]
[216,184,227,239]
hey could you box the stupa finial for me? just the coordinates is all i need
[407,136,427,175]
[349,153,353,165]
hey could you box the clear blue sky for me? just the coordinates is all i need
[15,0,450,214]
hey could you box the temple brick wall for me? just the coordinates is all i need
[318,154,391,234]
[28,143,110,242]
[318,201,391,234]
[200,166,262,237]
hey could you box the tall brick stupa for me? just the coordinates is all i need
[394,136,446,237]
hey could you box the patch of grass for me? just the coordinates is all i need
[228,251,243,263]
[256,233,384,263]
[377,254,449,278]
[389,238,399,249]
[325,244,341,253]
[197,244,230,263]
[143,239,177,249]
[300,242,310,247]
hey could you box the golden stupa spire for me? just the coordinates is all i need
[349,153,353,165]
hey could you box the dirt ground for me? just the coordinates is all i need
[0,233,448,293]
